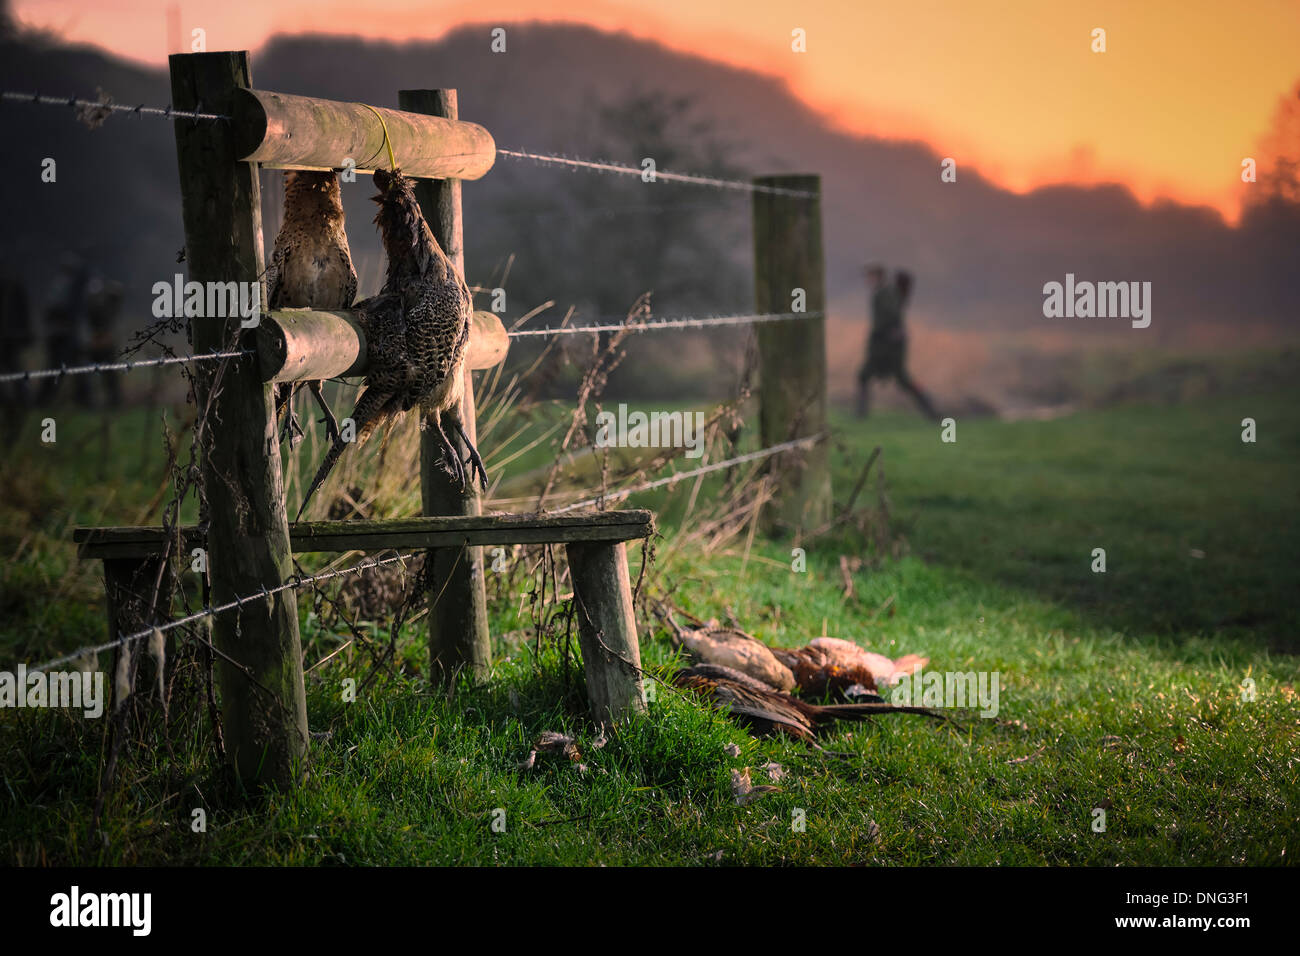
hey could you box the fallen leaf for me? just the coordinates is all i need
[535,731,582,762]
[731,767,780,805]
[1006,744,1047,765]
[147,627,167,718]
[112,647,132,714]
[731,767,752,801]
[74,88,114,130]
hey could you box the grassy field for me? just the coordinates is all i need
[1,367,1297,865]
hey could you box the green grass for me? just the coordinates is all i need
[2,373,1298,865]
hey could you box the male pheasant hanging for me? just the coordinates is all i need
[296,167,486,520]
[266,170,357,445]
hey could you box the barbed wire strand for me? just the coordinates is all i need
[26,550,417,673]
[0,314,819,381]
[497,147,818,199]
[0,350,253,384]
[29,433,824,670]
[0,90,229,122]
[508,311,820,339]
[2,90,818,198]
[552,434,824,514]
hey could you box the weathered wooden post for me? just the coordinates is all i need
[566,540,647,727]
[752,174,832,534]
[169,51,309,786]
[399,89,491,686]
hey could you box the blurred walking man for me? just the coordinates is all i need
[856,266,938,420]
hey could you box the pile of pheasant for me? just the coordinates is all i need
[659,606,945,742]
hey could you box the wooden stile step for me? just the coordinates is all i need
[73,510,655,559]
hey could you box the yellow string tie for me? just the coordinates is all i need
[361,103,398,171]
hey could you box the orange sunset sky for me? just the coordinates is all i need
[14,0,1300,221]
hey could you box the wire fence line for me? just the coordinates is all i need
[508,311,820,339]
[1,90,229,122]
[496,147,819,198]
[26,550,420,674]
[2,89,817,198]
[27,433,823,671]
[3,306,815,402]
[551,434,825,514]
[0,349,253,384]
[0,311,815,382]
[21,430,822,684]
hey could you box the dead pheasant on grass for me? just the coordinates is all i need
[659,604,942,740]
[673,664,945,743]
[659,603,927,701]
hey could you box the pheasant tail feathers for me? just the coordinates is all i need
[295,386,403,521]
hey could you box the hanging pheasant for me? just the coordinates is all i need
[296,167,486,520]
[266,170,357,445]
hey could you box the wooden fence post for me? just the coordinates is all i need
[752,174,832,534]
[566,541,647,727]
[399,89,491,687]
[169,51,309,786]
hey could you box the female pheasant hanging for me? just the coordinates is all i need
[267,169,357,446]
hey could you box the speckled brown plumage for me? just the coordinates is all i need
[296,167,485,521]
[267,170,358,445]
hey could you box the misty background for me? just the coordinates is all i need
[1,6,1296,409]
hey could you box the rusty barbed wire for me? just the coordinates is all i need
[25,550,419,673]
[552,433,825,514]
[0,349,253,384]
[497,147,820,198]
[508,311,820,339]
[1,90,229,122]
[2,88,818,197]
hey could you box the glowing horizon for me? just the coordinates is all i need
[14,0,1300,222]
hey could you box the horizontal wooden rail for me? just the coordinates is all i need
[258,308,509,384]
[233,88,496,180]
[74,510,655,559]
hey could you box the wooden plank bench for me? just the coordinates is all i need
[73,510,654,726]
